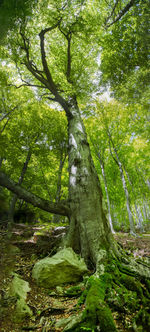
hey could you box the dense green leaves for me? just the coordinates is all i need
[0,0,37,41]
[100,0,150,103]
[86,100,150,230]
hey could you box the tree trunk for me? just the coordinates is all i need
[64,102,115,266]
[0,157,3,168]
[108,136,136,235]
[8,148,32,224]
[134,203,144,233]
[98,153,115,234]
[118,161,135,235]
[53,150,66,223]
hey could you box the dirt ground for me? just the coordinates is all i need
[0,223,150,332]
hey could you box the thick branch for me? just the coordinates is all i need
[0,171,70,217]
[58,24,72,83]
[39,24,59,95]
[106,0,136,27]
[20,32,51,89]
[66,33,72,83]
[20,28,71,116]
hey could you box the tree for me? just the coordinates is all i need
[0,87,68,221]
[88,100,149,233]
[0,1,149,330]
[86,114,115,233]
[0,0,148,263]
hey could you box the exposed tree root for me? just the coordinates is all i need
[64,249,150,332]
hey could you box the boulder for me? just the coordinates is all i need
[32,248,88,288]
[9,273,32,321]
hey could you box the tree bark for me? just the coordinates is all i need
[64,100,115,266]
[118,161,136,235]
[108,135,136,235]
[8,148,32,223]
[97,153,115,234]
[53,149,67,223]
[134,203,144,232]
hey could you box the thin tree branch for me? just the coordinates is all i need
[0,106,18,122]
[105,0,119,25]
[1,117,10,133]
[106,0,136,28]
[40,166,53,200]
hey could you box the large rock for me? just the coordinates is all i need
[9,273,32,321]
[32,248,88,288]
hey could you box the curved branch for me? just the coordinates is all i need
[0,171,70,217]
[20,25,71,116]
[39,23,60,94]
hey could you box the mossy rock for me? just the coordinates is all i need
[32,248,88,288]
[8,273,32,321]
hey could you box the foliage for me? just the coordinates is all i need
[86,100,150,231]
[100,0,150,103]
[0,0,37,41]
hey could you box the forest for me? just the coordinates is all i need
[0,0,150,331]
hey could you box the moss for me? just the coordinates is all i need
[106,282,139,313]
[80,275,117,331]
[134,308,150,332]
[119,274,143,297]
[97,305,117,332]
[65,285,83,297]
[144,279,150,293]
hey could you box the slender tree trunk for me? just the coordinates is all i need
[53,150,66,223]
[64,102,115,266]
[134,203,144,233]
[8,148,32,223]
[0,157,3,168]
[108,135,136,235]
[98,153,115,234]
[118,160,135,235]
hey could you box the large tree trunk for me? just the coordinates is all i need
[65,101,115,266]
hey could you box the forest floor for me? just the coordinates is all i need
[0,222,150,332]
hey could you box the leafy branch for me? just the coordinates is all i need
[105,0,137,28]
